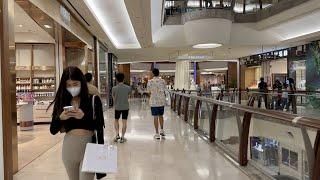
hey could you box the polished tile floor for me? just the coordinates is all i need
[18,125,64,170]
[14,100,250,180]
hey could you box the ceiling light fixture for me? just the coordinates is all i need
[44,25,52,29]
[18,24,23,27]
[192,43,222,49]
[84,0,141,49]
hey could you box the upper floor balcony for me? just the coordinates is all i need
[163,0,310,25]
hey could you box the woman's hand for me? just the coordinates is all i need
[67,109,85,120]
[59,110,71,120]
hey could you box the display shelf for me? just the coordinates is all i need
[32,77,55,79]
[33,89,55,92]
[32,83,55,86]
[16,66,32,71]
[32,66,55,71]
[16,83,31,85]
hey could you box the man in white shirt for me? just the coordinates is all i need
[147,68,166,139]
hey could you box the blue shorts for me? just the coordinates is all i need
[151,106,164,116]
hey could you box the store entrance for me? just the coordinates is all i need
[13,0,94,173]
[14,1,63,171]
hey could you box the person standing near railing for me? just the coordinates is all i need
[272,79,283,110]
[282,82,289,110]
[287,78,297,114]
[204,0,213,8]
[258,77,269,109]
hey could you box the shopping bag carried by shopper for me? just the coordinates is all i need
[81,143,117,173]
[81,95,117,175]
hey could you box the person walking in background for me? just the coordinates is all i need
[85,73,100,96]
[258,77,269,109]
[147,68,166,140]
[49,66,105,180]
[112,73,132,143]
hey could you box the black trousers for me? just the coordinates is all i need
[258,94,268,109]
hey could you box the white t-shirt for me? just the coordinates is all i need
[147,77,166,107]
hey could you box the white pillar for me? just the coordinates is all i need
[174,60,190,90]
[261,61,271,85]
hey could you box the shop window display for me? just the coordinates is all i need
[200,73,225,92]
[282,148,298,170]
[305,41,320,108]
[250,137,279,174]
[288,59,306,90]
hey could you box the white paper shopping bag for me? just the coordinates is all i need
[81,143,117,174]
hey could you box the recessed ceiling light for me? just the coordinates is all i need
[44,24,52,29]
[18,24,23,27]
[192,43,222,49]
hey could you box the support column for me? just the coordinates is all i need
[93,36,98,87]
[54,22,64,87]
[118,64,131,85]
[0,0,17,179]
[174,61,190,90]
[81,45,89,73]
[193,62,200,86]
[227,62,237,90]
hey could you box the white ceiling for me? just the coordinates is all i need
[83,0,140,49]
[267,9,320,40]
[14,2,55,43]
[74,0,320,62]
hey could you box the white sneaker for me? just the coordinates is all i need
[114,135,120,142]
[154,134,161,140]
[160,129,166,137]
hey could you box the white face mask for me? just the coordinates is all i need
[67,86,81,97]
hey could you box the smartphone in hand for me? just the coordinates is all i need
[63,106,75,112]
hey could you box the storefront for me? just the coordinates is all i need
[107,53,118,107]
[242,49,289,89]
[199,72,226,90]
[96,42,109,109]
[6,0,100,176]
[288,45,307,90]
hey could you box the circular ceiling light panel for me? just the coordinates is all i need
[192,43,222,49]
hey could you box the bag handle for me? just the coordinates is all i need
[92,95,98,143]
[92,95,96,120]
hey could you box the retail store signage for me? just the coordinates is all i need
[176,55,214,60]
[60,5,70,24]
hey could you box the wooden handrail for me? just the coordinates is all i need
[168,90,320,131]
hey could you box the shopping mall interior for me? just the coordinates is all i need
[0,0,320,180]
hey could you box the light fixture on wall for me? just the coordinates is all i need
[18,24,23,28]
[192,43,222,49]
[44,25,52,29]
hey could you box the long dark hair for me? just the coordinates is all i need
[48,66,89,115]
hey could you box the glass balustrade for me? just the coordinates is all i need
[216,106,240,156]
[188,97,197,126]
[198,101,212,137]
[168,90,320,180]
[249,114,316,180]
[164,0,290,18]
